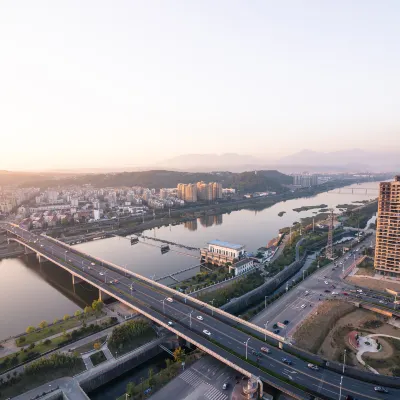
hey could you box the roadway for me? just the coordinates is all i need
[251,237,389,340]
[3,224,397,400]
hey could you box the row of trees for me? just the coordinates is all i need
[25,353,81,376]
[23,299,104,335]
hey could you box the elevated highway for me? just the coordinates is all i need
[2,223,398,400]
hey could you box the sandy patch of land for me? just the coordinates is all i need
[346,276,400,292]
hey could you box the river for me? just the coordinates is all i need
[0,180,380,340]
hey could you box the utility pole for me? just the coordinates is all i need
[312,217,315,232]
[189,310,194,328]
[264,321,269,341]
[343,349,346,374]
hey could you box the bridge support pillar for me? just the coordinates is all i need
[36,253,43,263]
[72,275,83,285]
[99,290,111,302]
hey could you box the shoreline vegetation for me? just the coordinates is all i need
[278,211,286,216]
[292,204,328,213]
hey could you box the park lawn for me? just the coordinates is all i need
[0,359,85,399]
[90,350,107,366]
[16,313,102,346]
[74,336,107,354]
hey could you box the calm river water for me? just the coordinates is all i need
[0,180,380,340]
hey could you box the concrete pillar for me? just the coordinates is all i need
[99,289,111,302]
[72,275,83,285]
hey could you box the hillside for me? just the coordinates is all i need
[19,169,292,193]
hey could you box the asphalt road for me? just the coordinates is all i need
[3,224,397,400]
[251,236,392,341]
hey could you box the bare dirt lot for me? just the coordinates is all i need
[292,300,355,353]
[346,276,400,292]
[292,299,400,375]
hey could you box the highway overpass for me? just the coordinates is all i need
[1,223,398,400]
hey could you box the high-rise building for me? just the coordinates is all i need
[374,176,400,278]
[212,182,223,199]
[184,184,197,202]
[197,182,213,201]
[177,183,186,199]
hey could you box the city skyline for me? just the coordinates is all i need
[1,1,400,170]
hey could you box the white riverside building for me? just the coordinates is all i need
[229,258,255,276]
[200,240,245,267]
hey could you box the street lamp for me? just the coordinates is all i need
[130,284,133,296]
[302,270,305,281]
[244,338,250,360]
[264,321,269,341]
[64,250,68,261]
[339,376,343,400]
[189,310,194,329]
[161,298,167,314]
[265,296,268,309]
[343,349,346,374]
[210,299,215,316]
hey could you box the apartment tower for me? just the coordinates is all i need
[374,176,400,278]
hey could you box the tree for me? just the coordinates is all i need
[126,382,136,397]
[63,314,70,321]
[93,342,101,351]
[92,299,104,314]
[74,310,82,318]
[173,347,185,363]
[148,367,155,387]
[38,320,48,329]
[26,326,35,334]
[53,318,59,324]
[84,306,92,315]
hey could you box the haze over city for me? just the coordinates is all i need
[1,1,400,171]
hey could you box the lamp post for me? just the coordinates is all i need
[130,284,133,296]
[343,349,346,374]
[303,270,305,281]
[339,376,343,400]
[64,250,68,261]
[161,298,167,314]
[264,321,269,341]
[265,296,268,309]
[210,299,215,316]
[189,310,194,328]
[244,338,250,360]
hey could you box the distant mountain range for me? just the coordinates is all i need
[159,150,400,173]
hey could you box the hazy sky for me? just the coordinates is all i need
[1,1,400,170]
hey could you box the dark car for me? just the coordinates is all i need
[324,289,331,293]
[282,358,292,365]
[273,323,278,329]
[283,320,289,325]
[274,329,280,334]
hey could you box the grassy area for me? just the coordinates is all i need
[197,271,264,307]
[0,318,117,374]
[16,312,102,346]
[344,201,378,229]
[0,355,85,400]
[108,320,157,357]
[73,336,107,354]
[90,350,107,366]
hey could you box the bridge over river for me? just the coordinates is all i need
[1,222,397,400]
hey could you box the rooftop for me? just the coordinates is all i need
[208,240,244,250]
[233,258,253,268]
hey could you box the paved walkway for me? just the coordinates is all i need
[355,334,400,375]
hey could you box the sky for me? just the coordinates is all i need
[1,1,400,171]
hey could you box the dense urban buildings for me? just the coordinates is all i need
[374,176,400,278]
[292,173,319,187]
[177,181,222,202]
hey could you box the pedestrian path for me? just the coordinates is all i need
[179,370,228,400]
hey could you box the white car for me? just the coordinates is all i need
[203,329,211,336]
[357,289,363,293]
[167,321,173,326]
[196,316,203,321]
[99,272,104,276]
[91,262,95,266]
[332,292,338,295]
[324,281,329,285]
[166,297,173,302]
[301,304,306,309]
[307,363,319,371]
